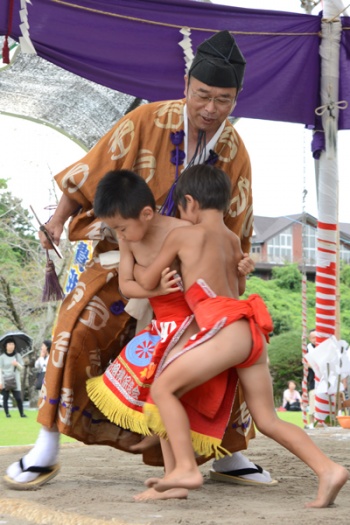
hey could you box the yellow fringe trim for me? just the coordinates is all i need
[143,402,230,460]
[86,376,152,436]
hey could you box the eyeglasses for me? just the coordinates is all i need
[189,89,235,109]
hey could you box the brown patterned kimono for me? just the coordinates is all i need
[38,98,255,465]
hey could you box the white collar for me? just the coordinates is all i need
[183,104,225,167]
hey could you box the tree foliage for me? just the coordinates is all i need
[271,263,302,291]
[243,264,350,402]
[0,180,71,344]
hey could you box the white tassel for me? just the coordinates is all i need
[19,0,37,55]
[179,27,194,75]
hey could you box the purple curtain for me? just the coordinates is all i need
[1,0,349,129]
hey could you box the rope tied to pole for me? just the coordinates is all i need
[315,100,348,159]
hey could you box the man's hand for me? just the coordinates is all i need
[38,219,64,251]
[238,253,255,276]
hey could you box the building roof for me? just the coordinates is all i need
[253,213,350,245]
[253,213,316,243]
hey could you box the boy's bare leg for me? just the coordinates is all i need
[146,320,253,492]
[142,319,348,502]
[134,438,188,501]
[237,353,349,508]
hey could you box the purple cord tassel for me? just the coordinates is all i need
[42,251,64,302]
[160,182,178,216]
[160,132,218,217]
[160,131,185,216]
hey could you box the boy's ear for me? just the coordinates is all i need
[185,194,196,209]
[140,206,154,221]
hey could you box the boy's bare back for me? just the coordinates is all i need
[174,219,244,298]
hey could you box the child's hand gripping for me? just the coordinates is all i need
[238,253,255,276]
[155,268,181,296]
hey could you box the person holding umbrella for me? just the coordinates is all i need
[0,337,27,418]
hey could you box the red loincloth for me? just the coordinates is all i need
[144,279,273,458]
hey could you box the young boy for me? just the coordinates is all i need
[86,168,252,501]
[134,164,349,508]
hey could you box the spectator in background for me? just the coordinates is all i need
[283,380,302,411]
[306,329,316,428]
[34,340,52,391]
[0,337,27,418]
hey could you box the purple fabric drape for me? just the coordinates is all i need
[1,0,349,129]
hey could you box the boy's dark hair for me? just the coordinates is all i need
[94,170,156,219]
[4,337,16,347]
[174,164,231,213]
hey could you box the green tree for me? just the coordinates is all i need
[0,181,70,339]
[0,181,74,404]
[271,263,302,291]
[243,264,350,402]
[340,263,350,287]
[268,329,303,404]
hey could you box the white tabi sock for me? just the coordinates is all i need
[6,427,60,483]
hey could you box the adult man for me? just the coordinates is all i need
[5,30,275,489]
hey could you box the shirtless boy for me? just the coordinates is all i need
[87,168,252,501]
[134,164,349,508]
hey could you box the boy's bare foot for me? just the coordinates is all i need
[145,468,203,492]
[133,487,188,501]
[305,465,349,508]
[129,434,160,453]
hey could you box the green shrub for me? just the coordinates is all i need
[272,263,302,291]
[268,329,304,404]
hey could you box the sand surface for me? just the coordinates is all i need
[1,427,350,525]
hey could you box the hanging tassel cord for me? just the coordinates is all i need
[2,0,15,64]
[42,250,65,303]
[160,130,206,217]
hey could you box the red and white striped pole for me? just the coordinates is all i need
[315,225,337,422]
[314,5,341,423]
[301,274,309,428]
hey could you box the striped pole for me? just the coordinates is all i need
[315,225,337,422]
[314,8,341,424]
[300,137,308,428]
[301,274,309,428]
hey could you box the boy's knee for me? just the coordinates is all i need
[254,416,276,438]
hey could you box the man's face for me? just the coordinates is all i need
[185,76,237,135]
[309,331,317,345]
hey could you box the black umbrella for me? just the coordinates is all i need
[0,331,33,356]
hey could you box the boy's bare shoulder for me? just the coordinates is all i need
[159,215,192,233]
[225,226,241,244]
